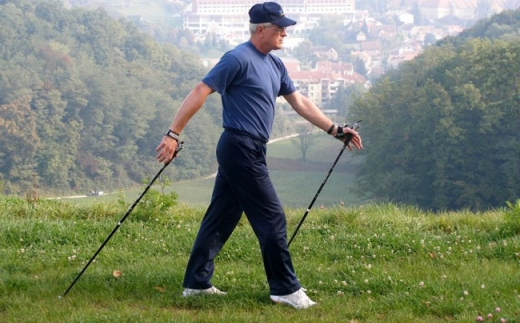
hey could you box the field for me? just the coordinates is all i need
[3,137,520,322]
[1,194,520,322]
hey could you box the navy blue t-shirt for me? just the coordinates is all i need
[202,41,296,142]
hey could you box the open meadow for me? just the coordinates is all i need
[1,194,520,323]
[67,136,363,209]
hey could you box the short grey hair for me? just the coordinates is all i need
[249,22,272,34]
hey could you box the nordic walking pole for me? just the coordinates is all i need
[287,121,361,248]
[61,142,184,298]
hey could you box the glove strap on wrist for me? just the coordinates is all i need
[334,126,346,139]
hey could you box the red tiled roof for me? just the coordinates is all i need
[315,61,354,74]
[283,61,301,74]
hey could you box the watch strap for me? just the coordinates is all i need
[164,129,180,142]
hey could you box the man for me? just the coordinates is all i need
[155,1,362,309]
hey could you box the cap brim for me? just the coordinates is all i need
[272,17,297,27]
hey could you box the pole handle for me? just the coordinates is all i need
[342,120,362,147]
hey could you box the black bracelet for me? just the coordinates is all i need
[164,129,180,142]
[327,123,336,134]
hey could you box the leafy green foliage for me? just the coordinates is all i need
[351,9,520,210]
[502,199,520,236]
[131,176,178,222]
[0,0,221,195]
[439,8,520,46]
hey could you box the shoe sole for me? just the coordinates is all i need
[270,298,316,309]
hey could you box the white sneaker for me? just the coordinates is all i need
[270,288,317,309]
[182,286,227,297]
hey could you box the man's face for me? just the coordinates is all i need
[263,24,287,50]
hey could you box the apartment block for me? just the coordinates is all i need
[288,62,367,107]
[183,0,355,44]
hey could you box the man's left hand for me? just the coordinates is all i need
[335,126,363,151]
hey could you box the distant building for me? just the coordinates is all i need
[371,24,398,39]
[183,0,356,45]
[312,47,338,61]
[285,59,367,107]
[361,41,383,59]
[387,52,421,69]
[356,31,367,42]
[418,0,482,21]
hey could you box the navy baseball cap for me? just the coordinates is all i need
[249,2,297,27]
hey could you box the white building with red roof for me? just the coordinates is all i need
[283,59,367,107]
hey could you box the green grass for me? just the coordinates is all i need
[2,197,520,322]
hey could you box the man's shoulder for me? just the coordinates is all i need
[267,53,283,64]
[226,42,255,58]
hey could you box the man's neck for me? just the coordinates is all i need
[249,36,271,55]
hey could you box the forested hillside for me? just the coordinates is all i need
[0,0,224,195]
[351,9,520,211]
[2,1,519,211]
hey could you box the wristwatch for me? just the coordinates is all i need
[164,129,180,142]
[327,123,336,134]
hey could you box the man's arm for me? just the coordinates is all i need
[283,91,363,150]
[156,82,214,163]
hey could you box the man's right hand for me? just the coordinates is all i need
[155,136,180,164]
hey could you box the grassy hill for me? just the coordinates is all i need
[1,197,519,322]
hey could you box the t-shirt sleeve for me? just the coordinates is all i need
[278,60,296,96]
[202,53,240,94]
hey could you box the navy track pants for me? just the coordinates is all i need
[182,129,301,296]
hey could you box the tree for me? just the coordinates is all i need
[0,0,222,194]
[354,57,368,77]
[328,83,366,118]
[350,36,520,211]
[292,39,315,65]
[424,33,437,46]
[412,3,423,26]
[291,124,320,161]
[0,97,40,194]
